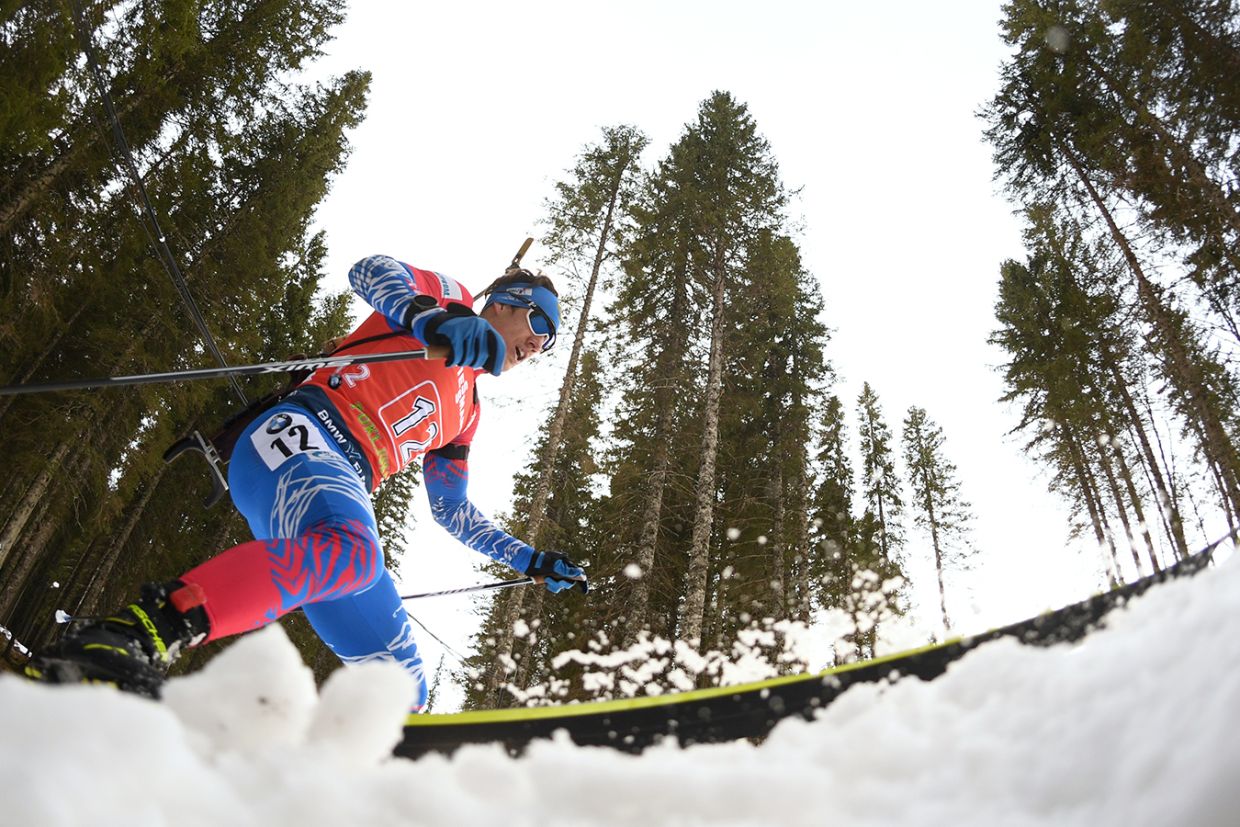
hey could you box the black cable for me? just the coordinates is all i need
[406,612,470,666]
[68,1,248,406]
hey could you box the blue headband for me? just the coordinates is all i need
[483,283,560,346]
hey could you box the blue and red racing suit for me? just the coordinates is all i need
[176,255,537,710]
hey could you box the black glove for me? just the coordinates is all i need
[524,550,588,594]
[418,303,506,376]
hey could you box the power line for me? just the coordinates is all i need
[68,1,248,406]
[406,612,470,666]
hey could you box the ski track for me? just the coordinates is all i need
[1,557,1238,826]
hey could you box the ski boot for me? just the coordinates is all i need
[25,581,210,698]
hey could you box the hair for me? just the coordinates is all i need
[477,268,559,301]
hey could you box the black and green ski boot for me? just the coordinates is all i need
[25,581,210,698]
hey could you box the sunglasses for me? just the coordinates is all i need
[502,293,557,352]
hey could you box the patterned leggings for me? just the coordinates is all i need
[179,404,428,710]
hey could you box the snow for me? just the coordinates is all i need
[3,558,1240,826]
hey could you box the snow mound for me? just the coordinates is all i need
[2,557,1239,826]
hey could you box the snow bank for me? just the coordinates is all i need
[3,557,1238,826]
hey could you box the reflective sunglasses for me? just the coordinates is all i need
[502,292,557,351]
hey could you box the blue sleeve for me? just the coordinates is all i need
[423,451,535,573]
[348,255,440,331]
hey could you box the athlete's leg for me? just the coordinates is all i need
[178,406,428,702]
[301,568,430,711]
[32,405,427,696]
[180,406,383,637]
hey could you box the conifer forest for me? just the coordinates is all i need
[2,0,1238,709]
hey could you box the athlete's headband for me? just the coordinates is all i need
[483,283,560,351]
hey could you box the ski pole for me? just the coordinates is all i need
[0,346,448,397]
[399,577,538,601]
[52,576,540,625]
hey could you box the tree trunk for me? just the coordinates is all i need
[526,172,621,544]
[908,438,951,632]
[1,440,96,644]
[0,300,167,569]
[680,249,729,647]
[926,484,950,633]
[1106,356,1188,558]
[625,275,691,642]
[0,442,72,571]
[0,303,89,425]
[1139,385,1191,560]
[78,464,166,614]
[1063,145,1240,519]
[511,587,544,692]
[790,454,812,623]
[1203,452,1240,533]
[1095,434,1144,577]
[482,167,626,703]
[1110,439,1161,573]
[768,465,786,615]
[0,492,56,624]
[1063,425,1120,586]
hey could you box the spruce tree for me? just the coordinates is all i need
[808,394,857,606]
[674,92,787,647]
[901,406,974,631]
[990,204,1190,578]
[856,382,904,559]
[984,0,1240,533]
[462,349,608,707]
[0,3,370,676]
[847,383,908,657]
[480,125,647,702]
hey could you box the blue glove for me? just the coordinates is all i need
[417,304,506,376]
[524,551,588,594]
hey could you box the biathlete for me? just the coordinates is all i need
[28,254,587,708]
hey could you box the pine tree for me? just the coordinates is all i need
[461,95,833,704]
[856,382,904,559]
[462,349,608,707]
[0,3,369,675]
[808,394,857,607]
[711,231,829,635]
[901,406,974,632]
[984,0,1240,533]
[673,92,788,648]
[990,204,1190,579]
[480,125,647,702]
[602,121,706,645]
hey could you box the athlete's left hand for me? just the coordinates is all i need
[524,551,588,594]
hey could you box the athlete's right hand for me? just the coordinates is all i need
[419,305,506,376]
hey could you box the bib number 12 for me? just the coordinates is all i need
[252,410,328,470]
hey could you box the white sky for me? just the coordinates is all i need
[301,1,1169,708]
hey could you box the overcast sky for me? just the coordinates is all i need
[302,1,1121,707]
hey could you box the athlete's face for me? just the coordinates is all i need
[481,303,550,372]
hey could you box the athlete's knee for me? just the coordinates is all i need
[310,519,384,591]
[339,519,384,586]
